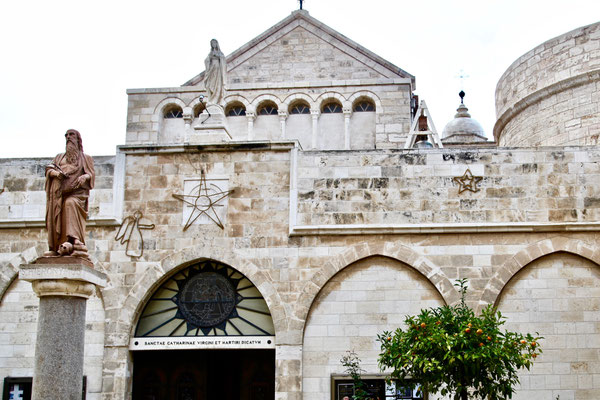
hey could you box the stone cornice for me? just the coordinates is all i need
[289,222,600,236]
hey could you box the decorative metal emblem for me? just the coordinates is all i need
[115,211,155,257]
[173,269,241,332]
[453,168,482,194]
[172,171,233,230]
[135,261,275,337]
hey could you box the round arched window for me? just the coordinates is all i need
[353,100,375,112]
[135,260,275,337]
[164,105,183,119]
[193,103,206,118]
[321,101,343,114]
[225,102,246,116]
[257,102,278,116]
[289,101,310,115]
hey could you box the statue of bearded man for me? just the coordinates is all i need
[45,129,95,258]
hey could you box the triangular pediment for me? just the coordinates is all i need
[184,10,414,87]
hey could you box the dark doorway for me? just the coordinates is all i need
[132,349,275,400]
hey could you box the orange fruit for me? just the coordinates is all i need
[476,329,483,335]
[420,322,426,328]
[479,342,484,347]
[520,339,527,344]
[465,328,471,333]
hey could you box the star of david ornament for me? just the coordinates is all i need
[453,168,482,194]
[172,172,233,230]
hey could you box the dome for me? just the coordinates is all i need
[442,92,486,143]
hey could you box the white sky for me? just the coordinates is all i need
[1,0,599,158]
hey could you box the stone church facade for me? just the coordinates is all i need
[1,10,599,400]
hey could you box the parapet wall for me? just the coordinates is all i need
[494,21,600,147]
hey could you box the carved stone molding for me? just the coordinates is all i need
[32,279,96,298]
[20,263,107,298]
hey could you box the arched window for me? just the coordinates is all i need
[321,101,343,114]
[257,101,278,116]
[163,105,183,119]
[135,260,275,337]
[225,102,246,116]
[289,101,310,115]
[353,100,375,112]
[193,103,205,118]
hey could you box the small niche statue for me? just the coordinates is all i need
[204,39,227,105]
[44,129,95,261]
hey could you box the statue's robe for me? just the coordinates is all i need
[45,153,95,252]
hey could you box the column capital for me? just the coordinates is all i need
[20,262,107,298]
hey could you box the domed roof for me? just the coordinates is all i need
[442,92,486,143]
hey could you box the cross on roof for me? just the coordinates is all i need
[455,69,470,90]
[298,0,304,10]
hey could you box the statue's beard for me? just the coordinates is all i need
[65,140,79,165]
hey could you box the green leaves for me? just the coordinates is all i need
[376,279,542,400]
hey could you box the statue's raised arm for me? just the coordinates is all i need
[44,129,95,262]
[203,39,227,106]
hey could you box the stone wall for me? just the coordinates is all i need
[0,278,105,400]
[295,147,600,226]
[126,82,410,150]
[0,145,599,399]
[494,21,600,146]
[0,156,119,226]
[302,256,444,400]
[497,252,600,400]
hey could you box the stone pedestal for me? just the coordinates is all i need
[20,263,107,400]
[189,104,232,143]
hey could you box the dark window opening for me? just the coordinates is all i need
[322,102,343,113]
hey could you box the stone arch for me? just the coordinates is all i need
[315,91,348,111]
[347,90,383,114]
[478,236,600,310]
[223,94,253,114]
[0,244,44,300]
[294,241,459,338]
[251,94,283,113]
[282,92,316,113]
[153,97,186,116]
[121,246,286,343]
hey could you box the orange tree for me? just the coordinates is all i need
[377,279,541,400]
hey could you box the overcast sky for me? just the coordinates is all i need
[1,0,599,158]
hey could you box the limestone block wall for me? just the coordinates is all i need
[302,256,444,400]
[295,147,600,226]
[497,253,600,400]
[0,156,118,226]
[494,21,600,146]
[126,83,410,150]
[0,278,105,400]
[0,144,600,399]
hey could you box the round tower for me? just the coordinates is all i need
[494,21,600,147]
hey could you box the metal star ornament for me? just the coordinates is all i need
[172,172,233,230]
[453,169,482,194]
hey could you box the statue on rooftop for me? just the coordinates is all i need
[203,39,227,106]
[44,129,95,261]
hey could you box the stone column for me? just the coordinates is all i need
[20,262,107,400]
[278,110,288,139]
[310,109,320,149]
[343,107,352,150]
[246,112,256,140]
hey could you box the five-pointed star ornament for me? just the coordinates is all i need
[172,172,234,230]
[453,168,483,194]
